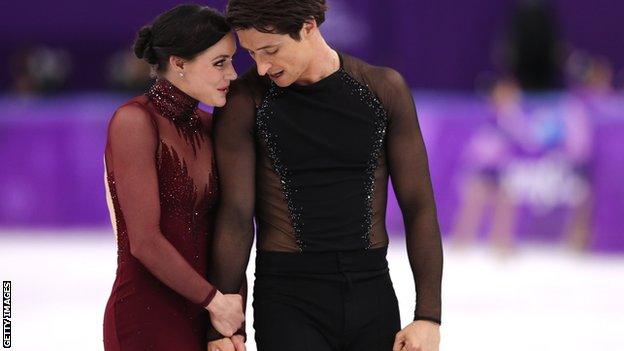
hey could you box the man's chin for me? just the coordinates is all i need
[272,77,293,87]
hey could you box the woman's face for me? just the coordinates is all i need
[174,33,238,107]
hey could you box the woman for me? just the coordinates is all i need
[103,5,244,350]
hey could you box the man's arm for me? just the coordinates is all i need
[207,80,257,342]
[384,68,443,323]
[381,68,443,351]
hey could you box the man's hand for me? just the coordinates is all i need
[205,291,245,337]
[392,320,440,351]
[207,338,235,351]
[231,334,246,351]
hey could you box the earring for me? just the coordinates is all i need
[179,72,184,78]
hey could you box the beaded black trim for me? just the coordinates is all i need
[339,70,388,249]
[256,84,307,250]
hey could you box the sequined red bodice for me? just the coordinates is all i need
[106,79,218,271]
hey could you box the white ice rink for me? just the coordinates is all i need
[1,230,623,351]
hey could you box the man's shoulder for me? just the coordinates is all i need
[341,53,406,90]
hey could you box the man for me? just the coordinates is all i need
[208,1,443,350]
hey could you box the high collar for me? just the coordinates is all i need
[146,78,199,125]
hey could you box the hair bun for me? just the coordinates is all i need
[133,26,158,64]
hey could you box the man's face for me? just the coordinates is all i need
[236,27,311,87]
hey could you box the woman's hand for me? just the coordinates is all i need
[207,338,235,351]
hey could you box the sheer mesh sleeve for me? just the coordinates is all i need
[236,276,248,339]
[105,102,216,306]
[206,78,258,340]
[377,68,444,324]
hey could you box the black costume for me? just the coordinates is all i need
[209,53,443,350]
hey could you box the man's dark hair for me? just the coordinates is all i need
[226,0,328,40]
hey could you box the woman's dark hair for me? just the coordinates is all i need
[133,4,230,71]
[225,0,327,40]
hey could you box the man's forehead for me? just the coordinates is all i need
[236,29,283,50]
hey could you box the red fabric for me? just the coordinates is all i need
[103,79,221,350]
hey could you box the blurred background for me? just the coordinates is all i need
[1,0,623,350]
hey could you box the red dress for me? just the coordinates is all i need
[103,79,219,350]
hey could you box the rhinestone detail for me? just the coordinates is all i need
[338,69,388,248]
[256,84,307,250]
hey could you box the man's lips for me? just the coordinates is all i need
[269,70,284,79]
